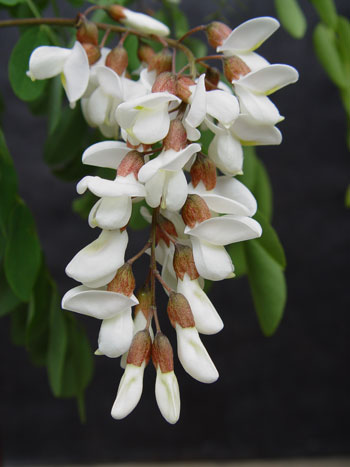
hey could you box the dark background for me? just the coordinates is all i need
[1,0,350,464]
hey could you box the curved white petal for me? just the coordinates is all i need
[77,174,146,198]
[122,9,170,36]
[177,275,223,335]
[235,51,270,72]
[82,140,129,169]
[191,237,234,281]
[62,41,89,104]
[89,195,132,229]
[186,215,262,245]
[175,324,218,383]
[98,308,134,358]
[145,171,166,208]
[163,170,188,211]
[161,242,177,292]
[189,176,257,216]
[206,90,239,127]
[217,17,280,54]
[237,64,299,95]
[232,115,282,145]
[65,229,128,286]
[185,75,206,129]
[155,368,180,424]
[132,105,171,144]
[62,285,138,319]
[111,362,145,419]
[208,131,243,175]
[28,46,70,80]
[87,86,110,126]
[96,66,124,98]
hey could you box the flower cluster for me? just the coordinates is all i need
[28,7,298,423]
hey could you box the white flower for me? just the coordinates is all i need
[27,41,89,107]
[111,362,146,419]
[155,368,180,424]
[118,8,170,37]
[97,307,134,358]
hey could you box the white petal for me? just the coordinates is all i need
[217,17,280,53]
[208,131,243,175]
[163,170,188,211]
[98,308,134,358]
[120,311,154,369]
[191,237,234,281]
[28,46,70,80]
[145,171,166,208]
[206,90,239,127]
[87,86,110,126]
[177,275,223,335]
[232,114,282,145]
[89,196,132,229]
[132,105,171,144]
[62,285,138,319]
[237,64,299,95]
[176,324,218,383]
[161,243,177,292]
[189,176,257,216]
[186,215,262,245]
[77,174,146,198]
[155,368,180,424]
[82,140,129,169]
[111,362,145,419]
[65,229,128,286]
[62,41,89,104]
[185,75,206,129]
[235,52,270,72]
[122,9,170,36]
[96,66,124,98]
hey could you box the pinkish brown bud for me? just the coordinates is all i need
[138,44,156,65]
[117,150,144,179]
[76,14,99,46]
[206,21,232,48]
[107,5,127,22]
[163,120,187,152]
[181,194,211,228]
[173,244,199,281]
[190,153,217,190]
[148,49,172,75]
[107,263,135,297]
[106,46,128,75]
[152,72,177,95]
[127,330,152,366]
[205,66,220,91]
[156,214,178,247]
[175,75,195,103]
[152,332,174,373]
[224,56,251,82]
[82,43,101,66]
[167,292,195,329]
[134,287,153,321]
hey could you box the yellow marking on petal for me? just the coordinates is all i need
[265,85,282,96]
[134,105,144,110]
[248,40,264,52]
[60,72,66,88]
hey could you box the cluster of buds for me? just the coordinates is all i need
[27,7,298,423]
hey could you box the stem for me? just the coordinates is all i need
[150,207,160,332]
[172,48,176,74]
[178,24,206,43]
[25,0,41,18]
[84,5,103,17]
[127,241,151,265]
[153,270,173,294]
[100,27,111,48]
[157,222,177,245]
[0,18,76,28]
[195,54,223,63]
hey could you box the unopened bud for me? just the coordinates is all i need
[156,214,178,247]
[206,21,232,48]
[152,72,177,95]
[175,75,195,103]
[117,150,144,179]
[152,332,174,373]
[138,44,155,65]
[205,66,220,91]
[173,244,199,281]
[107,5,127,22]
[190,153,217,190]
[106,46,128,75]
[127,330,152,366]
[107,263,135,297]
[163,119,187,151]
[181,194,211,228]
[224,56,251,82]
[82,43,101,66]
[134,287,153,321]
[76,14,99,46]
[148,49,172,75]
[167,292,195,328]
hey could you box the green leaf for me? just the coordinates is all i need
[274,0,307,39]
[345,184,350,208]
[0,128,18,233]
[245,236,287,336]
[72,191,97,220]
[186,37,207,60]
[47,75,64,135]
[129,200,149,230]
[170,4,189,39]
[336,16,350,74]
[313,23,347,88]
[4,200,41,301]
[124,35,140,74]
[200,129,214,154]
[10,303,28,346]
[254,159,273,221]
[227,242,247,278]
[8,27,50,102]
[0,0,25,5]
[253,212,286,269]
[47,291,68,397]
[310,0,337,29]
[0,265,23,317]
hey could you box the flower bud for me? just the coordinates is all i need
[148,49,172,74]
[205,66,220,91]
[107,5,127,22]
[223,56,251,82]
[82,43,101,66]
[152,332,174,373]
[76,14,99,46]
[206,21,232,48]
[167,292,195,329]
[190,153,217,190]
[156,214,178,247]
[106,46,128,75]
[138,44,155,65]
[108,6,169,37]
[127,329,152,366]
[151,71,177,95]
[107,263,135,297]
[175,75,195,103]
[163,119,187,151]
[173,244,199,281]
[181,194,211,228]
[117,150,144,179]
[134,287,153,321]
